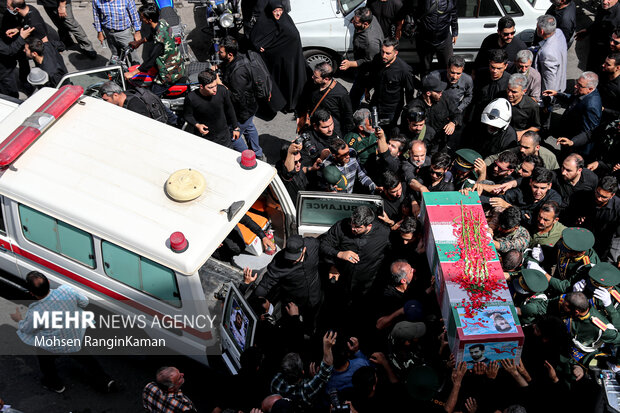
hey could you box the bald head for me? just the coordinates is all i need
[262,394,283,412]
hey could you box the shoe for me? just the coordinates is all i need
[42,383,66,394]
[83,50,97,60]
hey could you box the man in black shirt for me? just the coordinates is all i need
[405,75,458,153]
[576,0,620,71]
[100,81,167,122]
[253,235,322,328]
[401,140,431,186]
[299,109,338,167]
[368,0,406,38]
[378,170,407,229]
[566,176,620,259]
[394,104,437,153]
[546,0,576,47]
[505,73,540,140]
[297,62,354,137]
[469,49,511,124]
[409,152,455,198]
[9,0,50,42]
[218,36,264,159]
[474,16,527,70]
[320,206,390,307]
[553,153,599,207]
[24,37,67,87]
[276,142,319,201]
[414,0,458,75]
[599,52,620,122]
[0,25,33,97]
[430,55,474,124]
[183,69,241,150]
[499,167,563,227]
[368,37,415,127]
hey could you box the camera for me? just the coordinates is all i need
[371,106,380,130]
[295,132,317,158]
[328,389,351,413]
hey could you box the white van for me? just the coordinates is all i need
[0,86,383,369]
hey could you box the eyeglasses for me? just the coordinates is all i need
[294,159,301,165]
[502,31,516,37]
[611,37,620,45]
[429,169,444,177]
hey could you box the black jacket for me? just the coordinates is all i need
[221,54,259,123]
[416,0,458,44]
[254,237,322,310]
[296,79,354,136]
[320,218,390,299]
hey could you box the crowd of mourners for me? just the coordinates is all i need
[3,0,620,411]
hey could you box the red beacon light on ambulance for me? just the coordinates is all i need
[0,85,83,168]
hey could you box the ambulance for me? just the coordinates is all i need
[0,86,383,370]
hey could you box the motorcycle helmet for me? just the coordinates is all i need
[480,98,512,130]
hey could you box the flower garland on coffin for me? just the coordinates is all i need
[447,203,508,318]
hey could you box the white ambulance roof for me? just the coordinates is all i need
[0,96,20,123]
[0,88,276,275]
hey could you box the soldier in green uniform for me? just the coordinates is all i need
[563,292,620,367]
[452,148,484,190]
[549,227,600,282]
[125,4,185,91]
[570,263,620,328]
[513,268,549,325]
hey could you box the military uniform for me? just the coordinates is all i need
[513,268,549,325]
[153,19,185,85]
[552,227,600,281]
[451,148,481,190]
[566,306,620,366]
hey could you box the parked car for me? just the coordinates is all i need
[290,0,552,69]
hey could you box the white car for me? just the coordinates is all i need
[289,0,552,68]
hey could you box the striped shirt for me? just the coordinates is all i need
[17,285,89,353]
[92,0,141,32]
[322,149,376,194]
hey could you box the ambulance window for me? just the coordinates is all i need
[19,205,96,268]
[101,241,181,307]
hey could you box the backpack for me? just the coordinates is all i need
[237,51,273,101]
[125,88,168,123]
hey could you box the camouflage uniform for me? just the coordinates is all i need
[153,19,184,85]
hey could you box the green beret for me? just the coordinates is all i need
[589,263,620,287]
[562,227,595,252]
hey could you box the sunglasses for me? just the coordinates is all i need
[429,169,444,177]
[502,31,516,37]
[611,37,620,45]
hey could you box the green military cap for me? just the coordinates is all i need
[513,268,549,294]
[323,165,347,191]
[455,149,482,169]
[562,227,595,252]
[589,263,620,287]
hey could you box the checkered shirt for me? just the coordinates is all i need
[142,382,196,413]
[92,0,141,32]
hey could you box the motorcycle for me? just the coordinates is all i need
[110,46,209,115]
[189,0,243,66]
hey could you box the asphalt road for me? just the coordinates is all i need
[0,1,596,412]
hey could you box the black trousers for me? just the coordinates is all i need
[416,36,453,75]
